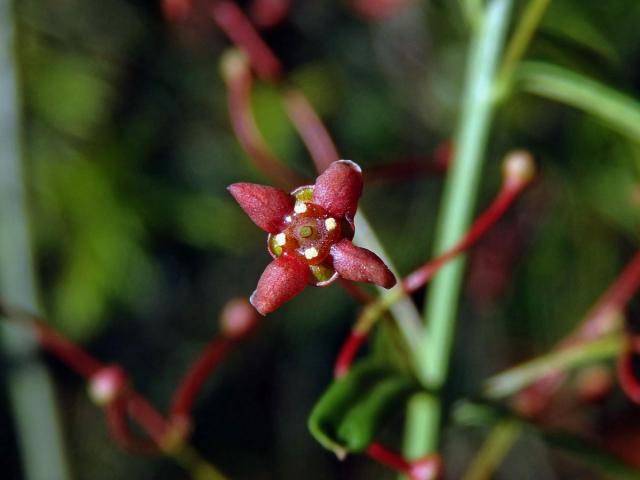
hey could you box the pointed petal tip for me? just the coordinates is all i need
[228,182,294,233]
[313,160,363,220]
[250,255,310,315]
[331,240,396,289]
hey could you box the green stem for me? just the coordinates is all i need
[484,334,624,400]
[462,420,523,480]
[0,2,71,479]
[353,211,424,360]
[404,0,514,458]
[496,0,552,94]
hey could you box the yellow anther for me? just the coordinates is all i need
[325,218,337,231]
[294,201,308,214]
[304,247,319,260]
[274,233,287,246]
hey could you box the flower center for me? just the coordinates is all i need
[268,200,341,266]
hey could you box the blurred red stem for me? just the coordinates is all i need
[517,250,640,414]
[367,442,411,471]
[403,182,522,293]
[169,337,234,418]
[212,0,282,81]
[283,89,340,172]
[333,332,367,378]
[224,55,305,188]
[333,179,526,378]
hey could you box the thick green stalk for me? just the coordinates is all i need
[0,2,71,479]
[404,0,514,458]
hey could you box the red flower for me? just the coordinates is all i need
[228,160,396,315]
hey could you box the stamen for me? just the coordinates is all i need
[294,201,307,214]
[325,218,337,231]
[304,247,319,260]
[274,233,287,246]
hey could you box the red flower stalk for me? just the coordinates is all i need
[617,334,640,404]
[366,443,441,480]
[250,0,291,28]
[516,249,640,416]
[334,151,535,378]
[228,160,397,315]
[221,50,305,189]
[211,0,282,81]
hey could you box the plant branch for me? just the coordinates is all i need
[496,0,551,95]
[405,0,514,459]
[484,334,624,400]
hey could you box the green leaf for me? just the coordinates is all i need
[516,61,640,141]
[308,359,416,456]
[541,3,619,63]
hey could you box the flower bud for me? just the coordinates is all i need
[502,150,535,190]
[220,49,249,83]
[88,366,127,407]
[220,297,259,338]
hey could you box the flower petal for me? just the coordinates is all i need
[250,255,310,315]
[330,239,396,288]
[312,160,363,220]
[228,183,294,233]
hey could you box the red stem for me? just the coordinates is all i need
[403,184,521,293]
[250,0,291,28]
[283,89,340,172]
[211,0,282,81]
[169,337,234,418]
[366,442,411,471]
[338,278,375,304]
[334,332,367,378]
[516,250,640,416]
[224,53,306,189]
[32,322,104,378]
[333,180,526,378]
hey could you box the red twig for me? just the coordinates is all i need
[403,183,523,293]
[333,151,535,378]
[283,89,340,172]
[338,278,375,304]
[333,332,367,378]
[250,0,291,28]
[364,141,452,184]
[367,443,441,479]
[212,1,282,81]
[33,322,104,378]
[169,337,233,418]
[222,50,305,189]
[516,250,640,416]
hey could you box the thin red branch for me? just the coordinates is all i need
[516,250,640,416]
[367,443,441,479]
[333,153,534,378]
[334,332,367,378]
[402,184,522,293]
[283,89,340,172]
[367,442,410,471]
[222,50,306,189]
[211,0,282,81]
[169,337,233,418]
[338,278,375,304]
[32,320,104,378]
[105,397,159,454]
[250,0,291,28]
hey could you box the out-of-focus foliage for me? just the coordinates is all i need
[3,0,640,478]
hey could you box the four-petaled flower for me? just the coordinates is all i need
[228,160,396,315]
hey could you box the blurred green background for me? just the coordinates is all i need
[2,0,640,478]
